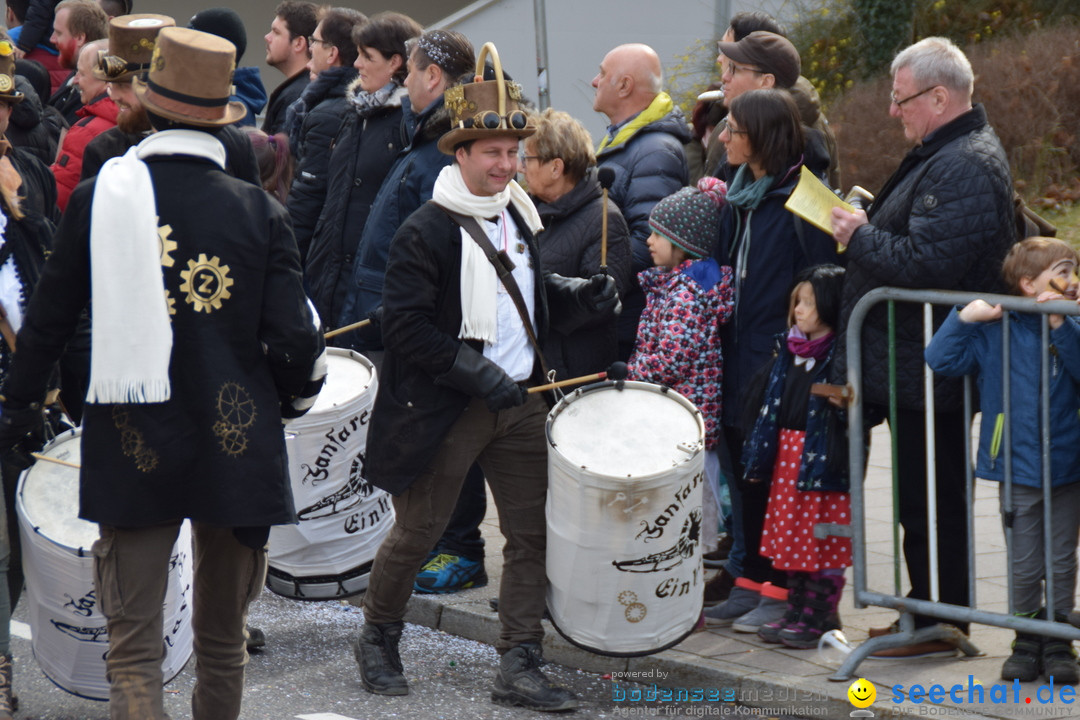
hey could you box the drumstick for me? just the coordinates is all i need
[597,167,616,273]
[30,452,81,469]
[527,361,628,394]
[324,318,371,340]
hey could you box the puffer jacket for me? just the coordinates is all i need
[306,80,409,333]
[628,257,734,449]
[286,66,358,260]
[230,66,268,127]
[534,167,632,379]
[338,97,452,346]
[835,105,1015,411]
[597,104,691,270]
[51,93,118,211]
[926,309,1080,487]
[8,75,59,165]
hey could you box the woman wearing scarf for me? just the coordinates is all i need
[705,88,841,626]
[304,12,421,333]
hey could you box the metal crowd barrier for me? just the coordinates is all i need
[832,286,1080,681]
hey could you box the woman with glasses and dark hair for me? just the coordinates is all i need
[519,108,631,380]
[704,88,841,630]
[305,11,422,333]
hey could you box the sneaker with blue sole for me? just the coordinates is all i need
[414,553,488,594]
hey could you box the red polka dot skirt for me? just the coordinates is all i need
[760,427,852,571]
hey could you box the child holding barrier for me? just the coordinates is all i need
[709,265,852,649]
[925,237,1080,684]
[626,177,734,564]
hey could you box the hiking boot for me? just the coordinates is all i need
[354,621,408,696]
[1001,632,1042,682]
[704,581,760,627]
[246,625,266,651]
[779,573,845,649]
[703,535,733,568]
[492,643,578,712]
[703,567,735,607]
[758,573,807,644]
[414,553,488,594]
[732,585,788,634]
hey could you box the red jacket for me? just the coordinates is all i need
[50,94,119,211]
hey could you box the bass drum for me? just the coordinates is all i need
[546,380,705,657]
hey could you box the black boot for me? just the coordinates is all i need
[1002,630,1042,682]
[492,643,577,712]
[354,621,408,696]
[1043,613,1080,684]
[778,573,844,649]
[758,572,807,644]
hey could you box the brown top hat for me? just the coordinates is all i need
[95,14,176,83]
[0,41,25,105]
[132,27,247,127]
[438,42,535,155]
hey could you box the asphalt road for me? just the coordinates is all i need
[8,589,746,720]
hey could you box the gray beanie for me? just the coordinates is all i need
[648,177,728,259]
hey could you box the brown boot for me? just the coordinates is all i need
[704,567,735,607]
[0,653,13,720]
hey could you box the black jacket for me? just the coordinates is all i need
[286,66,358,260]
[3,148,323,527]
[367,202,551,495]
[534,168,631,379]
[80,124,261,186]
[306,82,408,333]
[47,73,82,126]
[7,76,60,165]
[262,70,309,136]
[835,105,1015,411]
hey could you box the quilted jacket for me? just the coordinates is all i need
[51,93,118,211]
[628,257,734,449]
[835,105,1015,411]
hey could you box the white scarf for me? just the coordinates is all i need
[86,130,226,404]
[431,164,542,344]
[0,209,23,335]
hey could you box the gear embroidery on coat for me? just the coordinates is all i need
[111,406,160,472]
[180,254,233,313]
[158,223,176,267]
[213,382,256,456]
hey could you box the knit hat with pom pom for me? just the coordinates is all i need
[648,176,728,259]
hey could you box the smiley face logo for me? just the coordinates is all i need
[848,678,876,708]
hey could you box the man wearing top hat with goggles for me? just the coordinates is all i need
[0,26,325,719]
[355,42,618,713]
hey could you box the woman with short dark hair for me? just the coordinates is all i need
[704,88,841,623]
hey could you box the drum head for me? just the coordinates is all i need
[19,430,97,552]
[548,382,703,477]
[308,349,373,415]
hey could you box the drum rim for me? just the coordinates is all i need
[546,604,701,658]
[545,380,705,480]
[16,427,98,555]
[286,347,376,429]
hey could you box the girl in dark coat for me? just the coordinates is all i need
[306,12,421,334]
[522,108,631,379]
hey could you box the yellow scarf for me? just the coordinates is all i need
[596,92,675,154]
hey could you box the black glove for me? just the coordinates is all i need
[0,400,47,468]
[356,305,384,345]
[435,344,528,413]
[585,273,620,316]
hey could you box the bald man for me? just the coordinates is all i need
[591,43,689,359]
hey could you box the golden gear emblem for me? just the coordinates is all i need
[216,382,256,429]
[158,223,176,267]
[179,253,233,313]
[164,290,176,316]
[0,75,12,93]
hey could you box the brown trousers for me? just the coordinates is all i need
[92,522,267,720]
[363,395,549,652]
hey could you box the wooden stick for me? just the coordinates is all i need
[324,318,371,340]
[31,452,81,469]
[527,371,607,394]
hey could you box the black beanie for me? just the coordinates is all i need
[189,8,247,64]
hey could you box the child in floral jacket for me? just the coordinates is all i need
[628,177,734,553]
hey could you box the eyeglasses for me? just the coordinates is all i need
[307,35,333,48]
[722,61,763,78]
[724,123,748,136]
[891,85,937,107]
[519,154,542,164]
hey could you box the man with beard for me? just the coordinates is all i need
[261,1,316,135]
[47,0,107,124]
[80,14,259,185]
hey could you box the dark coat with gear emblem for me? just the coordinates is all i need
[2,149,323,528]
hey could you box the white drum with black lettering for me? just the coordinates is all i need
[17,428,193,700]
[546,380,705,656]
[268,348,393,599]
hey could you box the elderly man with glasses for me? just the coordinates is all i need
[830,36,1015,659]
